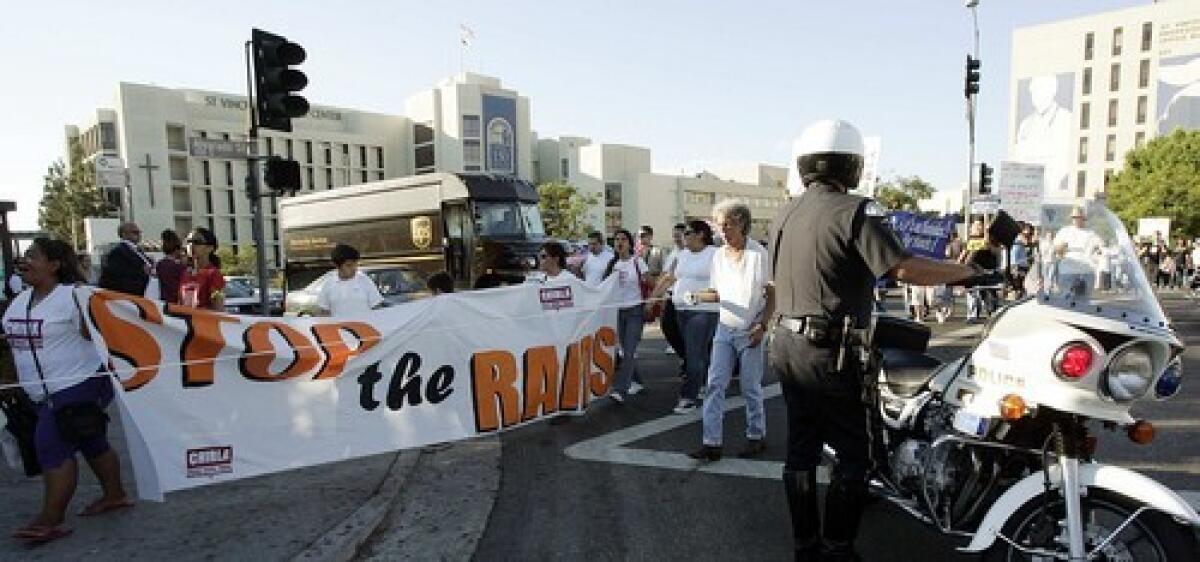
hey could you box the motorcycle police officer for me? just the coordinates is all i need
[770,119,983,561]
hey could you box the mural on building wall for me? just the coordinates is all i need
[482,95,517,175]
[1011,73,1074,201]
[1157,53,1200,135]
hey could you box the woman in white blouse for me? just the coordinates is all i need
[648,220,718,414]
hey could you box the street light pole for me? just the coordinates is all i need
[245,40,271,316]
[964,0,981,223]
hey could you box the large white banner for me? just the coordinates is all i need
[80,278,619,501]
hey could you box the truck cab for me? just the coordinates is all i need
[279,173,545,293]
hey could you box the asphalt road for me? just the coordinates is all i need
[474,292,1200,562]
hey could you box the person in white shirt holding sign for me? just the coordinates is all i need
[537,241,577,286]
[578,231,615,287]
[317,244,384,317]
[1052,206,1104,299]
[604,229,649,403]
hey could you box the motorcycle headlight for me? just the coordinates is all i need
[1155,358,1183,399]
[1104,346,1154,402]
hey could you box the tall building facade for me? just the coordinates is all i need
[1009,0,1200,203]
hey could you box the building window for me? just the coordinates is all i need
[265,137,274,157]
[204,189,213,214]
[1141,22,1152,52]
[463,139,482,165]
[229,218,238,242]
[1084,32,1094,60]
[462,115,481,138]
[176,217,194,236]
[305,141,313,164]
[1108,99,1119,127]
[1080,102,1090,130]
[100,122,117,150]
[224,161,234,186]
[1135,131,1146,147]
[561,158,569,177]
[206,216,214,231]
[359,145,367,167]
[376,171,385,181]
[285,139,294,160]
[221,133,230,141]
[1078,137,1089,164]
[166,124,187,151]
[1110,63,1120,91]
[172,187,191,213]
[1082,68,1092,95]
[1112,27,1123,57]
[375,147,384,169]
[1139,59,1150,88]
[1077,171,1087,198]
[324,144,332,165]
[605,182,623,207]
[1105,134,1116,162]
[306,167,314,191]
[415,145,435,170]
[169,156,189,182]
[325,168,333,189]
[227,190,236,214]
[1104,170,1115,190]
[414,123,434,144]
[1137,95,1148,125]
[360,170,368,183]
[202,161,212,185]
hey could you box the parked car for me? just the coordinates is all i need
[223,276,284,315]
[285,265,432,316]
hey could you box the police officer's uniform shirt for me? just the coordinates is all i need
[769,182,910,327]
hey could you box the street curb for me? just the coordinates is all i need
[290,448,423,562]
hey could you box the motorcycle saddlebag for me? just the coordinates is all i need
[867,315,931,353]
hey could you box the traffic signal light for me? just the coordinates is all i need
[979,162,993,195]
[251,28,309,133]
[964,55,981,98]
[264,157,302,196]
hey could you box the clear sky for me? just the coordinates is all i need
[0,0,1145,230]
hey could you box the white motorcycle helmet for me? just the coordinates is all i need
[786,119,865,196]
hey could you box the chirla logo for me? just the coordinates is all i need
[186,446,233,478]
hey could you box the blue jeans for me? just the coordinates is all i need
[612,305,645,395]
[702,324,766,446]
[677,309,718,400]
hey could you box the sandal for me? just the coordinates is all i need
[16,526,72,545]
[78,498,135,517]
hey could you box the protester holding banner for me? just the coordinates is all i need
[688,200,774,460]
[579,231,614,287]
[2,237,131,545]
[1009,224,1034,299]
[604,229,649,403]
[179,228,225,311]
[317,244,384,317]
[647,220,717,414]
[155,230,187,304]
[960,220,993,322]
[537,241,576,285]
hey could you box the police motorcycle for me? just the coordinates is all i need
[835,203,1198,560]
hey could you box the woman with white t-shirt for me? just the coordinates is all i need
[317,244,384,317]
[683,201,775,461]
[537,241,577,285]
[603,229,650,403]
[2,238,131,545]
[647,220,717,414]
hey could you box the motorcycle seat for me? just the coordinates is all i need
[880,348,943,397]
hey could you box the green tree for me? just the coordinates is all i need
[38,139,113,249]
[537,181,600,239]
[874,175,935,211]
[1107,129,1200,238]
[215,246,258,277]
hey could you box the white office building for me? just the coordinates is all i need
[1009,0,1200,203]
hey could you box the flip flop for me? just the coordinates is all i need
[19,526,71,546]
[78,498,135,517]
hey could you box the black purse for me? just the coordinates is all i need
[0,388,42,477]
[26,290,109,444]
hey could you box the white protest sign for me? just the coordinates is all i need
[81,278,620,501]
[998,161,1045,225]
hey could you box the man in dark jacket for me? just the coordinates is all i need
[99,222,152,296]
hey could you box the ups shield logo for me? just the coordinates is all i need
[411,216,433,250]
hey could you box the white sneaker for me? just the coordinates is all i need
[628,381,645,395]
[673,399,699,414]
[664,346,676,355]
[609,392,625,405]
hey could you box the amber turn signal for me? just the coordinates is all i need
[1127,420,1155,445]
[999,394,1028,421]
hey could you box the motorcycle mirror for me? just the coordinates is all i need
[988,210,1020,248]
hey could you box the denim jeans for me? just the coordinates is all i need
[677,309,718,400]
[701,323,766,446]
[613,305,645,395]
[966,289,984,319]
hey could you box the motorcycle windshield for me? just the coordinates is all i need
[1028,202,1169,329]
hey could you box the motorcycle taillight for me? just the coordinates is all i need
[1054,342,1094,379]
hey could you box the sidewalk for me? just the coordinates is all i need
[0,412,498,561]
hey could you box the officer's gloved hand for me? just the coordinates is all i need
[954,264,1005,288]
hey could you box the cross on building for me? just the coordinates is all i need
[138,153,159,213]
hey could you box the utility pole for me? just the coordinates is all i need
[964,0,982,223]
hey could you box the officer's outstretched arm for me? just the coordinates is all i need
[890,256,977,287]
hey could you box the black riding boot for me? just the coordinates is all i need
[821,475,865,561]
[782,470,821,562]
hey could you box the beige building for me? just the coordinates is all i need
[1009,0,1200,203]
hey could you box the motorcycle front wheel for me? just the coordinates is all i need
[982,489,1197,562]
